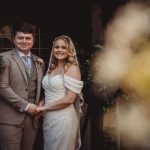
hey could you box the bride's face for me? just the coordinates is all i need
[53,39,69,61]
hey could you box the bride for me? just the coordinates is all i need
[37,35,84,150]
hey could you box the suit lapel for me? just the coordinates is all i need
[11,49,28,84]
[32,55,42,104]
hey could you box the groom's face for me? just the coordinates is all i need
[13,31,34,55]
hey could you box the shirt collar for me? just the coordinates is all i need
[17,49,31,58]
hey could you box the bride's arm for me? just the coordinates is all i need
[39,90,77,111]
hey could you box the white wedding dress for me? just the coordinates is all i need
[42,74,83,150]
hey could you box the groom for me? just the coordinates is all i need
[0,22,45,150]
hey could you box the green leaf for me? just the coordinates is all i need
[0,56,5,73]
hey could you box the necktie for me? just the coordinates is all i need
[22,56,31,77]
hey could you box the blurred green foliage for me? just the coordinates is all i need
[0,56,5,73]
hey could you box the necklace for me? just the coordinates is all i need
[55,67,64,75]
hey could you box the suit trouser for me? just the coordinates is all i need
[0,115,37,150]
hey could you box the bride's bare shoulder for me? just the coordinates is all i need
[65,65,81,80]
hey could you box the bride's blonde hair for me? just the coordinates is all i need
[47,35,79,73]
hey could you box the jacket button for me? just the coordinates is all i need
[25,89,28,91]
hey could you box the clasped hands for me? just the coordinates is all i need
[27,101,46,119]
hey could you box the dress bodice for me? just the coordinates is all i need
[42,74,83,104]
[42,74,66,103]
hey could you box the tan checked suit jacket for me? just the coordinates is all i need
[0,49,45,125]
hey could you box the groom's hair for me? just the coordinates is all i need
[12,22,36,37]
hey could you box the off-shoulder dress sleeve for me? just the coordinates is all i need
[64,75,83,94]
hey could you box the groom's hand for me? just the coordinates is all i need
[27,103,38,115]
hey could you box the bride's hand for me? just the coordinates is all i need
[36,106,47,116]
[36,106,46,112]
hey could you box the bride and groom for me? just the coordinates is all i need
[0,23,84,150]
